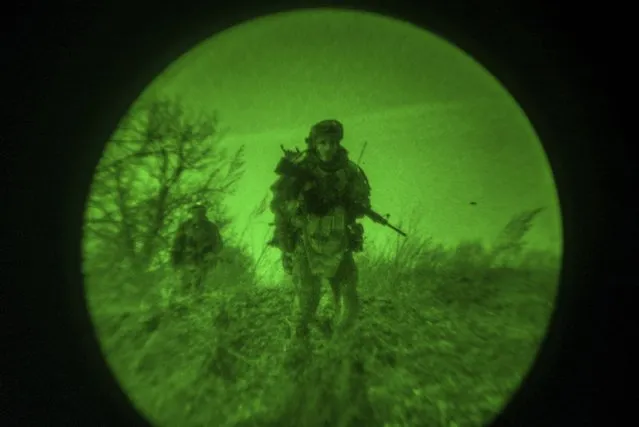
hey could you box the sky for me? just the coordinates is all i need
[133,8,562,280]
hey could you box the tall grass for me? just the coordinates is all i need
[86,207,560,427]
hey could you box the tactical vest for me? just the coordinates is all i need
[182,219,219,262]
[295,162,356,277]
[299,205,350,277]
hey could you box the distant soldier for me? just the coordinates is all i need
[269,119,372,340]
[170,203,223,291]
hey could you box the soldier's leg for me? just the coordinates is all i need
[195,264,208,290]
[292,252,322,339]
[333,252,359,332]
[178,267,190,291]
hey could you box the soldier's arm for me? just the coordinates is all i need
[347,163,372,218]
[271,176,304,223]
[269,175,304,252]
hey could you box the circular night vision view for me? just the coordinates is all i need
[82,8,563,427]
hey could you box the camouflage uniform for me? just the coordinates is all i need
[170,204,224,292]
[269,120,371,339]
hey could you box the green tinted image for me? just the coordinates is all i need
[82,8,562,427]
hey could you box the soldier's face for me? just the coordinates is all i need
[315,137,338,162]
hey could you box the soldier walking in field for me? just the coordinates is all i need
[170,203,224,292]
[269,120,374,340]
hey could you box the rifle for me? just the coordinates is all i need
[275,145,408,238]
[362,207,407,237]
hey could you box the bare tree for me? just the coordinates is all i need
[83,96,245,273]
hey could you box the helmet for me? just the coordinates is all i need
[306,119,344,144]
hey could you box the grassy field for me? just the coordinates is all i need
[86,213,560,427]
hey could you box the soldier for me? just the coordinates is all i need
[269,119,371,340]
[170,203,224,291]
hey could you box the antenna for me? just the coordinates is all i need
[356,141,368,165]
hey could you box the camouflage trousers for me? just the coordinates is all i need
[291,250,359,339]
